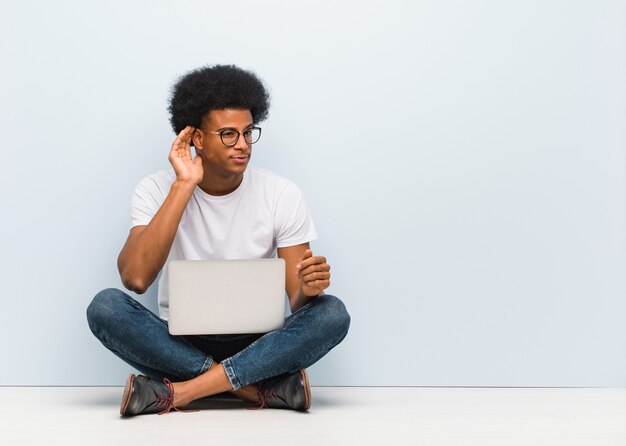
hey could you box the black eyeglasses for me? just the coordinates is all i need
[200,126,262,147]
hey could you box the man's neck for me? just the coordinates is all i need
[197,171,244,196]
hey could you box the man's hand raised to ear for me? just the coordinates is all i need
[169,125,204,186]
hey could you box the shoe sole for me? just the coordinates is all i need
[120,374,135,416]
[300,369,311,410]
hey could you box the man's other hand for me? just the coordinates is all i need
[296,249,331,297]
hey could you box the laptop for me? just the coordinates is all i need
[167,259,286,335]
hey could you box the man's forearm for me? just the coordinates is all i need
[118,180,196,293]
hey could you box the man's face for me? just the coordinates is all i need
[193,108,254,177]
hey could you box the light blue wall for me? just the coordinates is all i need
[1,0,624,386]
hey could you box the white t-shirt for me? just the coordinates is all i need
[129,164,318,320]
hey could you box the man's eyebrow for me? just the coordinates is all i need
[216,123,255,131]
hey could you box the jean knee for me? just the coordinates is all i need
[86,288,129,334]
[317,294,351,341]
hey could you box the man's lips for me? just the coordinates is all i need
[231,155,249,163]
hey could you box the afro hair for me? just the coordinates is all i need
[168,64,271,136]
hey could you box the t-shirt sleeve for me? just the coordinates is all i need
[130,175,166,229]
[274,182,318,248]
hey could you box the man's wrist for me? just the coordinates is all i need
[297,287,324,300]
[172,179,198,192]
[292,287,321,313]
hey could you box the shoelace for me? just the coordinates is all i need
[246,386,279,410]
[156,378,199,415]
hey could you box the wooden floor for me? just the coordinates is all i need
[2,387,624,445]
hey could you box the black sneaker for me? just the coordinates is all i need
[119,374,196,417]
[249,369,311,411]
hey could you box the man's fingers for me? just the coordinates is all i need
[179,128,196,161]
[171,128,194,164]
[300,254,325,266]
[304,280,330,291]
[295,249,331,292]
[298,249,312,262]
[299,263,330,277]
[296,249,313,271]
[182,127,194,151]
[171,126,191,152]
[297,255,327,271]
[183,126,194,145]
[302,271,331,283]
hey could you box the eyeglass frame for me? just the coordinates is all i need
[198,125,262,147]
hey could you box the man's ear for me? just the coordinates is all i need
[191,129,203,149]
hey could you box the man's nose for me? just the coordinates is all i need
[234,133,250,150]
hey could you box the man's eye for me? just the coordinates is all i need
[243,129,252,136]
[222,131,236,138]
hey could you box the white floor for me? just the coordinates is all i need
[2,387,624,446]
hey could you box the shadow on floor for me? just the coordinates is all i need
[83,389,246,409]
[83,389,343,411]
[182,392,249,411]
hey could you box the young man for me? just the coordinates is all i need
[86,64,351,416]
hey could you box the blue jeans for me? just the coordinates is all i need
[86,288,350,390]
